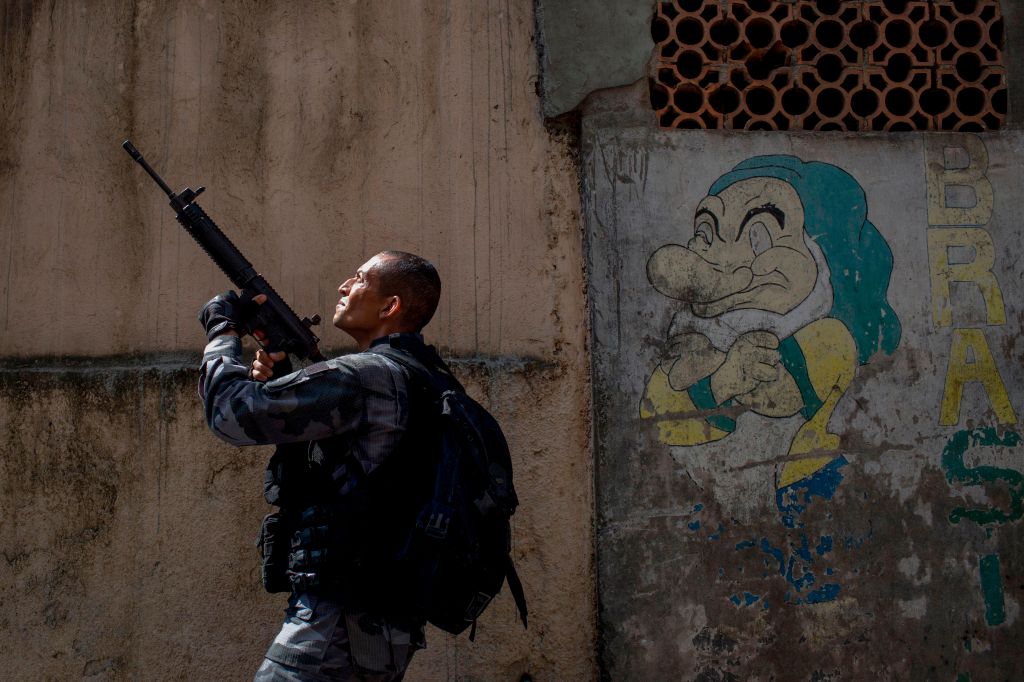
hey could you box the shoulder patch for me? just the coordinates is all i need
[265,372,309,393]
[305,361,334,376]
[265,359,345,392]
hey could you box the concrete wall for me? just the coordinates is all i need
[585,127,1024,679]
[0,2,595,680]
[10,0,1023,679]
[535,0,653,118]
[533,0,1024,677]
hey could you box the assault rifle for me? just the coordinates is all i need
[123,140,325,363]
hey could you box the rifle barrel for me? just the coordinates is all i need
[122,140,174,197]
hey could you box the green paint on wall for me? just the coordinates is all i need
[940,427,1023,525]
[957,674,971,682]
[979,554,1005,626]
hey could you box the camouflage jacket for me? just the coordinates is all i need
[198,333,414,481]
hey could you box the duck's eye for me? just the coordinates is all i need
[748,221,773,256]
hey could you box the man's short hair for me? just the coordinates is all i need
[372,251,441,332]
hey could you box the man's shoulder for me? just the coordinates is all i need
[319,349,410,392]
[320,349,401,373]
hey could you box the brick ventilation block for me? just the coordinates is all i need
[650,0,1006,131]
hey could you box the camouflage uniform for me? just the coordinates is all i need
[199,333,428,681]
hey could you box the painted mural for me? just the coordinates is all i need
[589,129,1024,677]
[640,155,902,494]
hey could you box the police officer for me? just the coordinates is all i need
[198,251,445,681]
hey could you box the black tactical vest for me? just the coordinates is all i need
[257,334,458,621]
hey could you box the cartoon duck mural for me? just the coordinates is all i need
[640,155,901,490]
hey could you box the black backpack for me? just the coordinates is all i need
[367,342,528,639]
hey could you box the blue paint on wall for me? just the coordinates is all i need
[740,536,844,605]
[728,591,762,608]
[700,455,862,609]
[816,536,833,556]
[776,457,848,528]
[805,584,841,604]
[760,539,786,575]
[794,535,813,562]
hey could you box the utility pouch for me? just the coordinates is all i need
[257,512,292,593]
[264,442,313,506]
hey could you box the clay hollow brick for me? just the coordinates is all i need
[650,0,1006,131]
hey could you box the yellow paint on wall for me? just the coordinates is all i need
[939,328,1017,425]
[779,319,857,489]
[925,134,993,227]
[640,366,729,445]
[927,228,1005,327]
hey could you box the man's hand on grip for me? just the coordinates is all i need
[251,348,288,382]
[198,290,260,341]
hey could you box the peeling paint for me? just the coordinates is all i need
[898,596,928,619]
[941,427,1023,526]
[979,554,1006,626]
[776,457,847,530]
[590,130,1024,678]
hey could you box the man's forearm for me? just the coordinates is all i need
[199,334,246,395]
[197,335,366,447]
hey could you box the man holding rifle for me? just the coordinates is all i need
[125,140,524,681]
[198,251,444,681]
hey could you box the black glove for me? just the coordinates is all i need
[198,290,257,341]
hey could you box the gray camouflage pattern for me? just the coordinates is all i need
[252,592,421,681]
[198,335,426,680]
[199,335,410,479]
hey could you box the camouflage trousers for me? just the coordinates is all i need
[253,592,424,682]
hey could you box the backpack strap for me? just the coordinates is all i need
[367,335,464,395]
[368,340,465,542]
[505,555,529,629]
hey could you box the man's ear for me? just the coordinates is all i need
[380,295,401,319]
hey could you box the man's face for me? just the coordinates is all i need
[333,254,396,336]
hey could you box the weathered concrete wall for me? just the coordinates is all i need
[0,2,595,680]
[585,128,1024,679]
[0,0,581,360]
[535,0,653,118]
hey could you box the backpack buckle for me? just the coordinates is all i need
[423,510,451,539]
[464,592,492,621]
